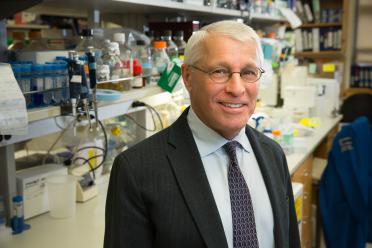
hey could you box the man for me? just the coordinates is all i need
[104,20,300,248]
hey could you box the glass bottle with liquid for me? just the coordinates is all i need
[152,41,170,76]
[161,30,178,61]
[134,39,152,84]
[173,30,187,58]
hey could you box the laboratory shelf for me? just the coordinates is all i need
[39,0,285,21]
[299,22,342,28]
[0,85,165,147]
[97,73,152,84]
[295,51,344,59]
[28,106,61,123]
[6,24,50,30]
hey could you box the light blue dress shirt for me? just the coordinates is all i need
[187,108,275,248]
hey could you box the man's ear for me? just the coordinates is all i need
[181,64,192,92]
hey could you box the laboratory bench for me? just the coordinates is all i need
[0,115,342,248]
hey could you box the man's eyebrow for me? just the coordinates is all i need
[208,63,258,70]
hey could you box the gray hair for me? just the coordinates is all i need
[184,20,264,67]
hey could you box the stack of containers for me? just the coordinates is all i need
[10,59,71,109]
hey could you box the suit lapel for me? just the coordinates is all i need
[167,109,228,248]
[245,126,287,248]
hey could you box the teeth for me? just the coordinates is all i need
[223,103,243,108]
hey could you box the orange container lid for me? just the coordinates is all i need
[272,129,281,136]
[153,41,167,49]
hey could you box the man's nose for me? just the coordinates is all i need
[225,72,245,96]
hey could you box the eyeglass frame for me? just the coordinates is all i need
[188,64,265,84]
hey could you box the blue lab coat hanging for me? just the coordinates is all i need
[320,116,372,248]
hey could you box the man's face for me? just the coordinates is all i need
[182,33,260,139]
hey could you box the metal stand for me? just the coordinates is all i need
[0,145,16,223]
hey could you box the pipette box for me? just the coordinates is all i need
[16,164,67,219]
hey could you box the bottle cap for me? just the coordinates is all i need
[31,64,44,72]
[113,33,125,43]
[133,63,142,76]
[153,41,167,49]
[12,195,23,203]
[80,29,93,37]
[272,129,281,136]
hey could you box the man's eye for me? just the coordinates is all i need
[241,69,257,77]
[211,68,229,76]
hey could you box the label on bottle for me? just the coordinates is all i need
[157,62,181,93]
[70,75,82,83]
[13,202,23,218]
[132,77,144,88]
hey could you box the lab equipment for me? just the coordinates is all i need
[46,175,76,219]
[307,77,340,118]
[86,47,99,130]
[15,164,67,219]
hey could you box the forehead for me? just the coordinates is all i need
[200,33,259,67]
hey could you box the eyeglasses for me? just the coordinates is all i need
[189,65,265,84]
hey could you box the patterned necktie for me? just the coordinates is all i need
[223,141,259,248]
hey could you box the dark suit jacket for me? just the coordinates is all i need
[104,108,300,248]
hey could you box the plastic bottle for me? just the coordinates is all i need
[52,63,64,104]
[55,62,70,102]
[31,64,45,107]
[101,42,123,80]
[161,30,178,61]
[103,125,126,173]
[43,64,55,105]
[152,41,170,76]
[113,33,133,77]
[134,39,152,85]
[126,32,137,53]
[132,59,143,88]
[173,30,187,58]
[95,50,110,82]
[282,128,294,154]
[272,129,282,144]
[11,195,29,235]
[135,40,152,76]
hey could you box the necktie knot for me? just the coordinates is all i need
[223,141,239,162]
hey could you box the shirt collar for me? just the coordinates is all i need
[187,107,250,157]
